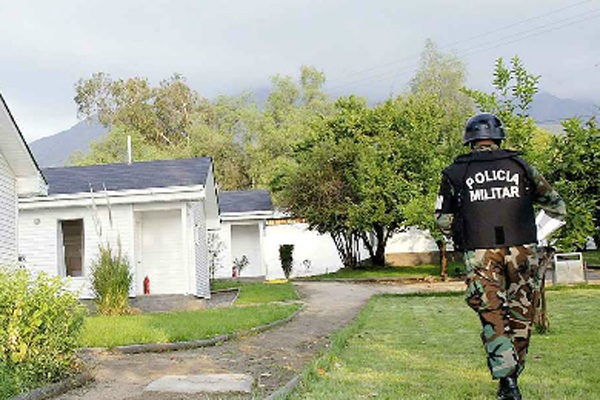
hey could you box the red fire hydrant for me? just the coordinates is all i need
[143,276,150,295]
[232,266,238,279]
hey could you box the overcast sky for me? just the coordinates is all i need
[1,0,599,142]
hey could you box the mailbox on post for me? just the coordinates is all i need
[553,252,586,284]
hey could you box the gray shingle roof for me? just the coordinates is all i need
[42,158,212,195]
[219,190,273,214]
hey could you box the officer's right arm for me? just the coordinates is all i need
[434,174,455,237]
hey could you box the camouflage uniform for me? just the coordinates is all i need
[435,143,566,379]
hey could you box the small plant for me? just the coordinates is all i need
[233,255,249,277]
[0,267,85,397]
[90,244,133,316]
[279,244,294,279]
[207,232,226,282]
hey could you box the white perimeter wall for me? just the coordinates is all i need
[385,227,439,254]
[212,221,440,281]
[263,223,344,279]
[0,152,17,266]
[19,204,135,298]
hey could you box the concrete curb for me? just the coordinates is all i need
[12,371,93,400]
[264,374,302,400]
[83,304,303,355]
[295,276,462,284]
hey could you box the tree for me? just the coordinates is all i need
[278,93,450,267]
[75,73,203,146]
[247,65,332,193]
[463,56,540,161]
[73,67,329,194]
[546,117,599,250]
[408,40,473,277]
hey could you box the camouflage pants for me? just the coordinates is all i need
[464,245,539,379]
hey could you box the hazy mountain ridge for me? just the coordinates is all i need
[28,118,108,167]
[28,91,598,167]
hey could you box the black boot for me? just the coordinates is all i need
[497,376,522,400]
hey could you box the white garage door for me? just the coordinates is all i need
[139,209,186,294]
[231,224,262,277]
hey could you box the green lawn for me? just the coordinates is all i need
[211,280,300,304]
[288,287,600,399]
[82,303,300,348]
[302,262,463,280]
[583,250,600,266]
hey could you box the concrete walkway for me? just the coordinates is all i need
[57,281,464,400]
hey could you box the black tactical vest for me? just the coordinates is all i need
[443,150,537,250]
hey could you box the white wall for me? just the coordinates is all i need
[385,227,439,254]
[214,221,264,279]
[231,223,263,277]
[19,204,135,298]
[263,223,344,279]
[0,152,17,266]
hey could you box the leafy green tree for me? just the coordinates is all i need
[463,56,540,161]
[73,67,329,193]
[278,94,450,267]
[248,65,332,192]
[75,73,203,146]
[547,118,599,250]
[464,56,599,251]
[407,40,473,276]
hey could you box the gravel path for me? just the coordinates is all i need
[57,280,464,400]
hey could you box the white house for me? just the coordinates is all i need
[18,158,219,298]
[215,190,346,280]
[0,93,47,266]
[216,190,273,279]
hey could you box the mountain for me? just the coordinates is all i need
[28,118,107,167]
[531,92,598,132]
[27,91,598,167]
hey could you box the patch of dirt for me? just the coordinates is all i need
[56,281,464,399]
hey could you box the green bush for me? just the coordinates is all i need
[0,267,85,397]
[279,244,294,279]
[90,244,133,316]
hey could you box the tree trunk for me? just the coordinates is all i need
[533,247,553,333]
[331,230,360,269]
[370,225,387,267]
[436,239,449,281]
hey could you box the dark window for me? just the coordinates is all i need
[61,219,84,277]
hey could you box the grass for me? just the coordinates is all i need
[81,303,300,348]
[211,280,300,304]
[583,250,600,266]
[288,288,600,399]
[302,261,463,280]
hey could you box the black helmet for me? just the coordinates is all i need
[463,113,506,145]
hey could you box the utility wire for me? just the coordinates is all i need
[327,7,600,94]
[326,0,595,86]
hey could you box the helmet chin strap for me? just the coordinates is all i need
[471,138,499,149]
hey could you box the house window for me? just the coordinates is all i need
[60,219,84,277]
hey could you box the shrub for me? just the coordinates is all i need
[90,244,133,316]
[279,244,294,279]
[0,267,85,397]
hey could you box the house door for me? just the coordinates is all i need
[231,224,262,277]
[137,209,186,294]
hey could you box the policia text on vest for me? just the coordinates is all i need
[441,150,537,250]
[466,169,520,202]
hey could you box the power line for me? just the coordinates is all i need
[327,6,600,95]
[325,0,595,86]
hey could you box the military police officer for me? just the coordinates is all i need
[434,113,566,400]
